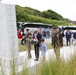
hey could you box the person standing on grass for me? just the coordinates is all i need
[41,38,47,60]
[65,29,72,46]
[73,31,76,45]
[20,23,25,45]
[52,27,63,60]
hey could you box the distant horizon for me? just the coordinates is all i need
[2,0,76,21]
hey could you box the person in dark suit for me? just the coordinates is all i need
[73,31,76,45]
[65,29,72,46]
[33,28,42,61]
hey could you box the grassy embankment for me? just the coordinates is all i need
[18,40,52,52]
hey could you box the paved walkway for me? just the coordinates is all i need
[19,45,76,66]
[17,45,76,74]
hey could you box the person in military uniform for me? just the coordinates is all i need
[24,28,33,59]
[52,27,63,60]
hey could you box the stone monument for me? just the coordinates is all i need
[0,2,24,75]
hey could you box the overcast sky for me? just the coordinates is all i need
[2,0,76,21]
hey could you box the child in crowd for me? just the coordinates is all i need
[41,38,47,60]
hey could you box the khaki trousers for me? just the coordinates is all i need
[26,43,31,58]
[54,47,60,60]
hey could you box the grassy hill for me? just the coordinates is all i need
[16,5,73,26]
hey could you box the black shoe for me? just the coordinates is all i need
[20,43,24,45]
[34,59,38,61]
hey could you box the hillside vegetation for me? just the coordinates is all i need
[16,5,72,26]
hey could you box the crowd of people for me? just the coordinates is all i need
[17,28,51,40]
[18,28,47,61]
[17,26,76,61]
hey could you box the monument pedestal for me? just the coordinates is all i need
[0,2,24,75]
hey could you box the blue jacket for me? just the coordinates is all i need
[73,32,76,39]
[41,43,47,51]
[66,32,71,39]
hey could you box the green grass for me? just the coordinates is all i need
[36,55,76,75]
[17,54,76,75]
[0,40,76,75]
[1,55,76,75]
[18,40,52,52]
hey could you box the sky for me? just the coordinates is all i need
[1,0,76,21]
